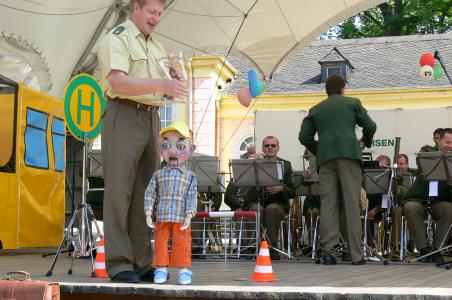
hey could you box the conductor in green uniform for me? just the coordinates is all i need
[299,75,376,265]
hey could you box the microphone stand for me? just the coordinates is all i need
[434,51,452,86]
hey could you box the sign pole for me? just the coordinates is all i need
[46,74,105,277]
[79,133,88,256]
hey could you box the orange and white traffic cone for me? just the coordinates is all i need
[94,239,109,278]
[250,241,277,282]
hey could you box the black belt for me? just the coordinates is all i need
[108,97,159,112]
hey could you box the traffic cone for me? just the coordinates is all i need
[94,239,109,278]
[250,241,277,282]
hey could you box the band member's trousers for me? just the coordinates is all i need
[319,158,363,262]
[403,201,452,250]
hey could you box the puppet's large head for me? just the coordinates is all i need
[159,120,193,166]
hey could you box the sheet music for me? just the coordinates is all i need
[187,156,223,192]
[429,181,439,197]
[230,159,281,187]
[276,161,283,181]
[381,194,389,209]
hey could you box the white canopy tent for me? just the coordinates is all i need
[0,0,387,97]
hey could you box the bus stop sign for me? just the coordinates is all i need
[64,74,105,142]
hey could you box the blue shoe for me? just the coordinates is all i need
[154,268,168,284]
[178,269,192,285]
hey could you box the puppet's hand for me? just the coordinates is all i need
[146,215,155,229]
[180,218,190,230]
[180,214,192,230]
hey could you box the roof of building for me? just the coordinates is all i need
[222,33,452,95]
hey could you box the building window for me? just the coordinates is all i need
[327,66,341,78]
[24,108,49,169]
[160,104,173,128]
[318,47,354,83]
[51,117,65,172]
[239,136,254,158]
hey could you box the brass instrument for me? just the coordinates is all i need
[376,220,385,255]
[382,136,401,256]
[290,196,303,252]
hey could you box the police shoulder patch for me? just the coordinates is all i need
[113,26,125,35]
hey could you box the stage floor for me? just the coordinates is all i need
[1,252,452,300]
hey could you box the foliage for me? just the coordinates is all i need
[327,0,451,39]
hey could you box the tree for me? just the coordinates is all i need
[332,0,451,39]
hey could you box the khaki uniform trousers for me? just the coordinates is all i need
[249,202,286,247]
[319,158,363,262]
[102,100,160,277]
[403,201,452,250]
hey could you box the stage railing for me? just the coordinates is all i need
[191,211,258,261]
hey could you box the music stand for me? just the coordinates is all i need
[187,156,225,193]
[293,171,320,258]
[409,152,452,266]
[187,156,225,258]
[363,168,390,195]
[230,159,282,256]
[362,168,390,264]
[302,152,319,182]
[293,171,320,197]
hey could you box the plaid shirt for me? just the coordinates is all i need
[144,165,197,223]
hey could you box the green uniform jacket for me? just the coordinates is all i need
[401,145,451,206]
[299,94,376,168]
[224,182,242,211]
[238,157,295,214]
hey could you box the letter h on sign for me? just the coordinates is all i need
[77,89,94,127]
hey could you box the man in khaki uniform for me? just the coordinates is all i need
[299,75,376,265]
[97,0,187,283]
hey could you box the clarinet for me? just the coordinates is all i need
[426,197,434,252]
[382,136,401,256]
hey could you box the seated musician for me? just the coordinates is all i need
[228,136,295,260]
[241,143,256,159]
[402,128,452,263]
[422,127,444,152]
[392,153,415,255]
[365,154,409,256]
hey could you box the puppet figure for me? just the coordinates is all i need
[144,120,197,285]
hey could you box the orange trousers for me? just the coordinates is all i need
[153,222,191,268]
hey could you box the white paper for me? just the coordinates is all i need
[429,181,439,197]
[277,162,283,181]
[219,173,226,193]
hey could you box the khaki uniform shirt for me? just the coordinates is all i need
[97,18,168,106]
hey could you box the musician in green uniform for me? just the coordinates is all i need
[402,128,452,263]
